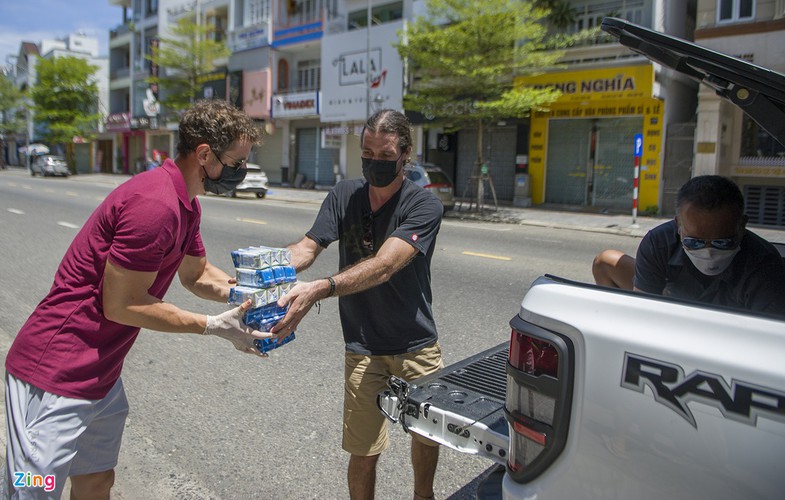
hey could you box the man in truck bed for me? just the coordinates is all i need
[593,175,785,316]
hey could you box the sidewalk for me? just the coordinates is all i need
[5,168,784,242]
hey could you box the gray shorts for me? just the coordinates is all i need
[4,373,129,499]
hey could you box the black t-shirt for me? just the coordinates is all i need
[306,178,444,354]
[634,220,785,315]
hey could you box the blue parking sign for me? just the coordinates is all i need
[634,133,643,156]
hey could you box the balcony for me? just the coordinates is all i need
[110,23,134,39]
[111,67,131,80]
[272,19,323,48]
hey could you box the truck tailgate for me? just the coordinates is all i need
[378,343,510,465]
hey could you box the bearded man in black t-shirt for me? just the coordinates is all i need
[273,109,445,500]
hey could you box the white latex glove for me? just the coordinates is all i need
[204,300,271,357]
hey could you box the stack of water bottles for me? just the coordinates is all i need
[228,246,297,354]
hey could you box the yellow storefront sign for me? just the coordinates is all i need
[517,64,653,102]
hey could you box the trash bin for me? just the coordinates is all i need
[513,173,531,207]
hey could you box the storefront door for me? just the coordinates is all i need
[545,117,639,209]
[296,128,337,186]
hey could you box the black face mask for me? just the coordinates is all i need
[362,155,403,187]
[202,164,247,195]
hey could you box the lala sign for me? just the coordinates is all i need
[334,48,382,87]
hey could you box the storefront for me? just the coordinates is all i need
[295,125,339,186]
[105,112,133,174]
[271,91,336,186]
[517,65,664,212]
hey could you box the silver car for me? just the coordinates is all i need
[226,162,269,198]
[404,163,455,211]
[31,155,70,177]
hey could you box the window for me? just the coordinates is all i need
[145,0,158,16]
[718,0,755,23]
[245,0,269,26]
[278,59,289,91]
[209,14,227,42]
[297,59,320,91]
[739,114,785,164]
[348,1,403,30]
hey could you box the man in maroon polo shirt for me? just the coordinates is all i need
[5,100,269,499]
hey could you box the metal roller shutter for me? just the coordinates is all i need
[296,128,337,186]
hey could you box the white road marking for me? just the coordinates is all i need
[7,208,24,215]
[57,222,80,229]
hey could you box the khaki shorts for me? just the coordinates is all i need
[343,343,444,456]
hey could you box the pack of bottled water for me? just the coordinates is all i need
[227,245,297,354]
[231,246,292,269]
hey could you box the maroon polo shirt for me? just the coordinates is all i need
[6,159,206,399]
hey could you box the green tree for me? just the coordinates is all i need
[30,56,101,147]
[147,17,231,114]
[535,0,577,30]
[396,0,595,178]
[0,73,27,140]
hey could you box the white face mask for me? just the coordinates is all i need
[683,247,740,276]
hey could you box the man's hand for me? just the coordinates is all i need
[270,280,328,340]
[205,299,272,357]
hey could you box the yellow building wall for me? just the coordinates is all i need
[518,65,665,210]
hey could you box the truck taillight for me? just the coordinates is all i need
[509,331,559,376]
[505,318,574,483]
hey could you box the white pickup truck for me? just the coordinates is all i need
[378,18,785,500]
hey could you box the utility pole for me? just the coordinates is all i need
[365,0,371,119]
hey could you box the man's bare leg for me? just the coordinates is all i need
[70,469,114,500]
[348,453,380,500]
[411,437,439,500]
[592,249,635,290]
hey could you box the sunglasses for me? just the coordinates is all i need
[362,213,374,252]
[680,237,740,251]
[213,149,246,171]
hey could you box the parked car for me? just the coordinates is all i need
[404,163,455,211]
[31,155,70,177]
[225,162,269,198]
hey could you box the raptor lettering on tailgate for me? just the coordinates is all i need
[621,352,785,428]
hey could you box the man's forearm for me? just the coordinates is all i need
[106,297,207,334]
[186,263,233,302]
[329,240,416,298]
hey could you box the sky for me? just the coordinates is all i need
[0,0,122,67]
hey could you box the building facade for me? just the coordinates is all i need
[514,0,699,215]
[7,34,109,172]
[693,0,785,226]
[101,0,784,226]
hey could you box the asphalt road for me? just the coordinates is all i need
[0,172,640,499]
